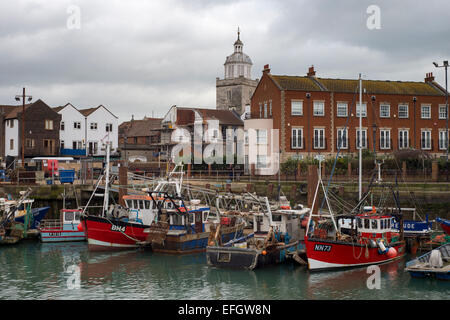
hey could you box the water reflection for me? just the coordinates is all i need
[0,243,448,300]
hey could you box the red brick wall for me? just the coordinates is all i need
[250,72,448,158]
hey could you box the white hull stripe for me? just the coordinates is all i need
[308,256,402,270]
[87,238,138,248]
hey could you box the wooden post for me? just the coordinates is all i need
[267,184,273,197]
[402,161,407,181]
[296,161,301,180]
[118,163,128,206]
[208,164,212,177]
[187,163,191,178]
[432,161,438,182]
[307,165,318,214]
[347,162,352,179]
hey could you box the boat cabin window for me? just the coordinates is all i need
[364,219,370,229]
[74,211,81,222]
[272,214,282,222]
[172,214,183,225]
[133,200,138,209]
[188,213,194,224]
[139,200,144,209]
[380,219,384,229]
[357,218,362,229]
[64,211,74,222]
[166,201,173,209]
[145,200,150,209]
[371,219,378,230]
[126,200,132,208]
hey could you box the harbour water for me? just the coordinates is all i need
[0,241,448,300]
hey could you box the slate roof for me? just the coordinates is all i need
[269,75,446,96]
[120,118,162,137]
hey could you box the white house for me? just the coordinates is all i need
[4,118,19,158]
[55,103,118,156]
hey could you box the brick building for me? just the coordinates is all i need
[248,65,449,164]
[3,99,61,159]
[118,116,162,162]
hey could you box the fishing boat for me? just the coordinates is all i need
[405,243,450,280]
[0,189,35,244]
[39,209,85,242]
[304,75,406,271]
[0,193,50,230]
[436,217,450,235]
[80,142,163,250]
[144,193,244,254]
[206,197,309,269]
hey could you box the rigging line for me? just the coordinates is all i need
[319,83,360,212]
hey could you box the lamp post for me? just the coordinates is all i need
[306,93,311,157]
[371,95,376,157]
[413,97,417,149]
[433,61,449,161]
[15,88,32,167]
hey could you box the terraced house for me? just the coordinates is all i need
[247,64,449,166]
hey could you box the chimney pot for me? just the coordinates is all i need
[263,64,271,74]
[425,72,435,82]
[307,65,316,77]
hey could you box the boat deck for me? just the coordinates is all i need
[406,260,450,273]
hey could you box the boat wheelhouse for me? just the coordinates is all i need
[39,209,85,242]
[206,197,309,269]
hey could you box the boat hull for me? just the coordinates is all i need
[151,225,243,254]
[206,241,304,270]
[15,207,50,229]
[81,215,149,251]
[305,238,406,270]
[436,218,450,235]
[39,229,86,242]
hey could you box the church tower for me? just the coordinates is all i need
[216,28,259,115]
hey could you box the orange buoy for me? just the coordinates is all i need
[262,250,267,255]
[77,223,83,232]
[387,247,397,258]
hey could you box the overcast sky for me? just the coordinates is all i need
[0,0,449,123]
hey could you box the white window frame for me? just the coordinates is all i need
[256,155,267,169]
[313,128,325,149]
[45,120,54,130]
[398,104,409,119]
[313,101,325,116]
[380,104,390,118]
[60,121,65,131]
[439,104,448,120]
[264,102,268,118]
[398,130,409,150]
[380,129,391,150]
[337,128,348,149]
[356,129,367,149]
[337,102,348,117]
[291,100,303,116]
[291,128,303,149]
[106,123,113,132]
[421,105,431,119]
[439,130,448,150]
[74,121,81,129]
[421,130,432,150]
[356,103,367,117]
[256,129,267,145]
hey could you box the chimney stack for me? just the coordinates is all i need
[425,72,435,82]
[263,64,271,74]
[307,65,316,77]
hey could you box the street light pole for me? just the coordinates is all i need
[15,88,32,167]
[433,61,449,161]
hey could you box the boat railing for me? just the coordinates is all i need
[40,219,63,230]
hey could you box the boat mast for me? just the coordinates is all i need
[102,142,111,217]
[359,73,362,201]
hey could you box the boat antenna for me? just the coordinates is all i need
[358,73,363,201]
